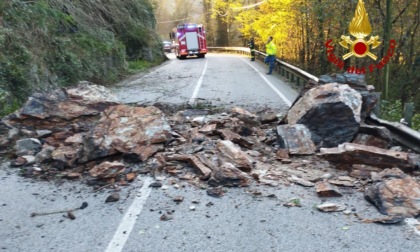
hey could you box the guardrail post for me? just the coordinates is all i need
[373,92,381,116]
[291,73,295,82]
[404,102,414,127]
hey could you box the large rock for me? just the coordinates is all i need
[216,140,254,172]
[365,168,420,218]
[82,105,172,162]
[208,162,252,187]
[2,82,120,131]
[318,73,367,91]
[287,83,362,148]
[319,142,419,172]
[276,124,316,155]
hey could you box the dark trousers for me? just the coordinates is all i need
[265,55,275,73]
[250,49,255,61]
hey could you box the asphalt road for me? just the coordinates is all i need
[1,53,419,252]
[112,53,298,114]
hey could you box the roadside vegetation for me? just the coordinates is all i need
[202,0,419,130]
[0,0,165,116]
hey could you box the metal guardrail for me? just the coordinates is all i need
[207,46,319,89]
[208,46,419,152]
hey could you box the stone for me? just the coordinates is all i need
[206,186,225,198]
[105,193,120,203]
[89,161,125,179]
[2,82,120,131]
[276,124,316,155]
[51,145,83,168]
[319,142,418,172]
[231,107,260,126]
[15,138,42,156]
[288,175,315,187]
[364,168,420,218]
[352,133,389,149]
[82,105,172,162]
[287,83,362,148]
[315,181,343,197]
[216,129,254,149]
[208,162,252,187]
[165,154,212,179]
[216,140,254,172]
[317,202,346,212]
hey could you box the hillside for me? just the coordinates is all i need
[0,0,165,116]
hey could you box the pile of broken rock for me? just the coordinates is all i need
[0,77,419,224]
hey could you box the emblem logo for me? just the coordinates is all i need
[339,0,380,60]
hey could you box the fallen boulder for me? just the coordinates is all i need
[287,83,362,148]
[364,168,420,218]
[82,105,172,162]
[319,142,419,172]
[2,81,120,131]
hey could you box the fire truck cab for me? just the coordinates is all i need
[172,23,207,59]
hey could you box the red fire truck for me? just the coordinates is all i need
[172,23,207,59]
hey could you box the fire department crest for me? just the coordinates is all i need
[339,0,380,60]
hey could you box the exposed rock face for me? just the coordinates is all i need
[365,168,420,218]
[287,83,362,148]
[82,105,172,162]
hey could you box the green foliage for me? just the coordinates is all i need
[127,60,156,74]
[412,114,420,131]
[380,99,420,131]
[0,0,165,118]
[380,99,404,122]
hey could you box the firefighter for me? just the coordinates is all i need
[249,38,255,61]
[265,36,277,75]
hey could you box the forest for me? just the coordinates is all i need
[1,0,419,128]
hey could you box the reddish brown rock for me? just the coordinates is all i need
[217,129,254,149]
[165,153,212,179]
[275,149,289,160]
[216,140,254,172]
[208,162,252,187]
[51,145,83,168]
[2,82,120,131]
[365,168,420,218]
[231,107,260,126]
[352,133,389,149]
[82,105,172,162]
[89,161,125,179]
[319,142,418,172]
[315,181,343,197]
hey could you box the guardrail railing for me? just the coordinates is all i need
[207,46,319,89]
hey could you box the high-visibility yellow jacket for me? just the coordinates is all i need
[266,41,277,56]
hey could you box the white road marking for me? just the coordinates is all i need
[189,60,209,105]
[241,58,293,107]
[105,176,153,252]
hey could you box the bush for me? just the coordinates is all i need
[412,114,420,131]
[380,100,403,122]
[380,99,419,131]
[0,0,165,118]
